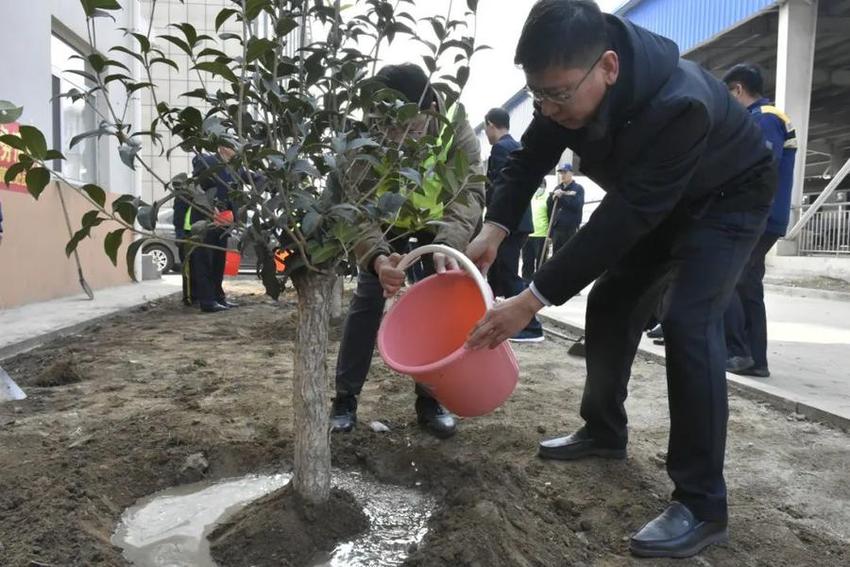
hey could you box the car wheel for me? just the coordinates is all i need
[144,244,174,274]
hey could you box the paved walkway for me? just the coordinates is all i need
[540,285,850,429]
[0,276,182,361]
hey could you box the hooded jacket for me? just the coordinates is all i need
[486,15,775,305]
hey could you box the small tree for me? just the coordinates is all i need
[1,0,484,505]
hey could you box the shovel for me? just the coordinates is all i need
[56,182,95,300]
[0,365,26,402]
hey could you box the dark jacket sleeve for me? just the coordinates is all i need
[485,117,568,232]
[757,114,786,163]
[533,102,711,305]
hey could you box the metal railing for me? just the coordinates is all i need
[798,202,850,255]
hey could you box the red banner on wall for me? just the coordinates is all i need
[0,122,27,193]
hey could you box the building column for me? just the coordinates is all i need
[775,0,818,256]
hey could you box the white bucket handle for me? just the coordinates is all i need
[394,244,493,309]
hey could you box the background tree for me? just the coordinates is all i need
[1,0,484,506]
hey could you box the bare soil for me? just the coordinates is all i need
[1,279,849,566]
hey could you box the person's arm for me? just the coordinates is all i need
[532,101,710,306]
[562,183,584,215]
[486,115,570,232]
[757,114,786,163]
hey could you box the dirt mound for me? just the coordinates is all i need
[32,357,85,387]
[209,485,368,567]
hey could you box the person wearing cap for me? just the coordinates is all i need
[484,107,545,342]
[547,163,585,253]
[722,63,797,378]
[464,0,777,557]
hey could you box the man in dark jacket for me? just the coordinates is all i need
[177,147,241,313]
[465,1,776,557]
[484,107,543,342]
[547,162,585,252]
[722,64,797,378]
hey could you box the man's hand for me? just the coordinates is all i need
[553,188,565,198]
[433,252,459,273]
[374,253,405,298]
[465,223,507,275]
[467,289,544,350]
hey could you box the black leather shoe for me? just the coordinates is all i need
[330,394,357,433]
[726,355,755,373]
[630,502,728,558]
[735,366,769,378]
[646,324,664,339]
[220,300,239,308]
[538,427,626,460]
[200,302,228,313]
[415,396,457,439]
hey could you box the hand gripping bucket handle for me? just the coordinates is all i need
[394,244,494,308]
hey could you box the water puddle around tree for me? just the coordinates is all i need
[112,471,436,567]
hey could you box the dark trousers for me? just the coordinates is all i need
[179,243,192,304]
[581,203,769,522]
[724,231,780,368]
[335,237,434,399]
[188,228,227,306]
[552,224,578,254]
[488,231,542,333]
[521,236,546,281]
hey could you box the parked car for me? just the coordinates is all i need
[142,208,262,274]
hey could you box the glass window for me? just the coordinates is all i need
[51,34,98,184]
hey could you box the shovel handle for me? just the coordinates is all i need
[395,244,493,309]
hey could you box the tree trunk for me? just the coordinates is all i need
[330,276,344,320]
[290,269,336,505]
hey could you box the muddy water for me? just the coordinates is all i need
[112,471,435,567]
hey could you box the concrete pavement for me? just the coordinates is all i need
[539,285,850,430]
[0,275,182,361]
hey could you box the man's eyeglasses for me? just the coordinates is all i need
[524,51,605,105]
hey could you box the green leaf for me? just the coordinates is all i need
[4,162,27,185]
[150,57,180,72]
[244,0,269,21]
[25,167,51,199]
[113,197,137,226]
[246,38,275,63]
[44,149,65,161]
[65,226,90,257]
[104,228,126,265]
[275,17,298,37]
[159,35,193,56]
[80,0,121,17]
[81,183,107,208]
[0,134,26,152]
[301,210,322,237]
[0,100,23,124]
[18,125,48,159]
[466,0,479,11]
[215,8,238,31]
[126,237,147,281]
[69,125,109,149]
[118,142,141,170]
[194,61,239,84]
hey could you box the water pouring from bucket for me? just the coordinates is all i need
[377,245,519,418]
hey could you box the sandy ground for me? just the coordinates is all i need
[1,279,849,566]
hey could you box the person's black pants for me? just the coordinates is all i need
[521,236,546,281]
[552,225,578,254]
[581,203,769,522]
[335,236,434,400]
[188,227,227,307]
[724,231,780,368]
[488,231,542,334]
[178,242,192,304]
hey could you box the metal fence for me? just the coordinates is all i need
[798,202,850,255]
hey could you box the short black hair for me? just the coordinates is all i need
[515,0,607,74]
[722,64,764,97]
[374,63,437,110]
[485,107,510,129]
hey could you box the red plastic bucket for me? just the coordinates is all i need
[377,245,519,417]
[224,250,241,276]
